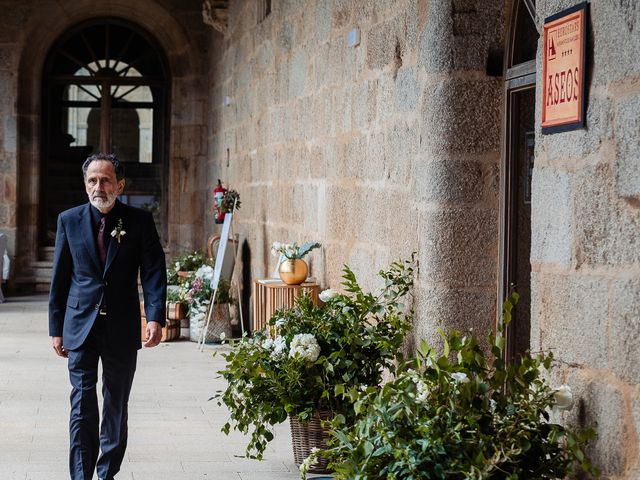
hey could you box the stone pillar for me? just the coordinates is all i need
[413,0,505,346]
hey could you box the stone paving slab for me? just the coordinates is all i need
[0,296,303,480]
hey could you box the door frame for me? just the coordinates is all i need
[498,0,538,361]
[39,17,171,248]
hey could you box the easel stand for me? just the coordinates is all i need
[199,199,244,350]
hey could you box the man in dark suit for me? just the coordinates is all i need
[49,153,167,480]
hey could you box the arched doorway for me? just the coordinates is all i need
[499,0,539,360]
[41,18,169,247]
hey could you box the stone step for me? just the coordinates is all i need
[39,247,55,262]
[31,264,53,279]
[13,275,51,294]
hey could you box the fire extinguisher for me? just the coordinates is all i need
[213,179,227,224]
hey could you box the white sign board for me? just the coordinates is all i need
[211,213,233,292]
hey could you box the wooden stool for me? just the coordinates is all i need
[252,280,320,333]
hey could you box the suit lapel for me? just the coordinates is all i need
[103,203,123,277]
[78,204,102,273]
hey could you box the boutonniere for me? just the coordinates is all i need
[110,218,126,243]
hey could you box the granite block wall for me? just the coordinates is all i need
[532,1,640,476]
[208,0,640,476]
[208,0,506,352]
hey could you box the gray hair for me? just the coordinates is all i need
[82,153,125,180]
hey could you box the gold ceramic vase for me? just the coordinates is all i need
[279,258,308,285]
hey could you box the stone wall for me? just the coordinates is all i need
[0,1,21,270]
[532,1,640,477]
[208,0,640,476]
[0,0,210,285]
[207,0,506,349]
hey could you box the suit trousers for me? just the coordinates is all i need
[67,315,137,480]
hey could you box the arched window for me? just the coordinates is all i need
[41,18,169,245]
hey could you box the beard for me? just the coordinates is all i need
[89,191,118,210]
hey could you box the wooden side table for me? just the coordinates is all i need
[252,279,320,333]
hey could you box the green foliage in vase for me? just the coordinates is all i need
[317,293,600,480]
[215,256,417,459]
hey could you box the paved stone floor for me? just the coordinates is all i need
[0,296,302,480]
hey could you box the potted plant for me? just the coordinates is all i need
[185,264,235,343]
[271,241,321,284]
[310,293,600,479]
[168,250,211,281]
[216,257,416,472]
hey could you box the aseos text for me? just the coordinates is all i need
[546,67,579,106]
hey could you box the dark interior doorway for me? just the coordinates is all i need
[500,0,539,361]
[41,18,169,247]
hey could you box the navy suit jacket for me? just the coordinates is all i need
[48,200,166,352]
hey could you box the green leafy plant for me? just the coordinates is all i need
[270,241,321,260]
[216,256,417,459]
[315,293,600,479]
[166,250,234,323]
[167,250,212,285]
[166,285,188,304]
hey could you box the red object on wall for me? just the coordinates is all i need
[213,179,227,224]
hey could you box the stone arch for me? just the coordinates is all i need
[16,1,204,272]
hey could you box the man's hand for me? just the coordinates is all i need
[144,321,163,348]
[51,336,68,358]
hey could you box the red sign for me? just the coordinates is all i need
[541,3,588,134]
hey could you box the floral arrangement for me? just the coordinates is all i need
[166,251,233,319]
[182,265,234,321]
[167,250,211,285]
[270,241,321,260]
[216,256,416,459]
[221,188,241,213]
[310,293,599,479]
[110,218,126,243]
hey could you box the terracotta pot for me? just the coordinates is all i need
[279,259,308,285]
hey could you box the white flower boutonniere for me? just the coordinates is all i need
[110,218,126,243]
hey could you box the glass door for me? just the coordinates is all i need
[41,19,168,246]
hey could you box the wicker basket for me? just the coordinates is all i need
[189,303,232,343]
[290,410,333,474]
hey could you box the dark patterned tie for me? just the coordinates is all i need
[97,216,107,265]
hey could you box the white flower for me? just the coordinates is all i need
[289,333,321,362]
[299,453,314,472]
[175,261,181,271]
[490,399,497,412]
[359,384,368,392]
[414,379,429,403]
[553,385,574,410]
[275,317,287,328]
[451,372,470,384]
[271,241,282,257]
[195,265,215,283]
[262,338,274,350]
[319,289,339,302]
[270,336,288,360]
[284,244,298,257]
[219,332,225,341]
